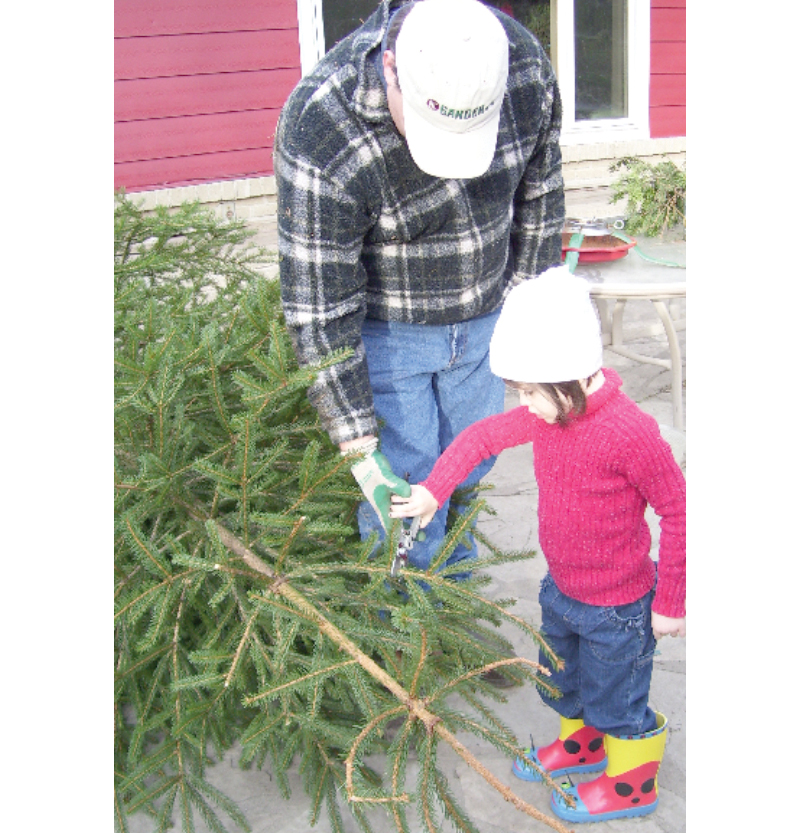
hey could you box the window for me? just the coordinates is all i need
[484,0,649,144]
[322,0,381,51]
[554,0,650,143]
[574,0,627,120]
[296,0,380,74]
[296,0,650,143]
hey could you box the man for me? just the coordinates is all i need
[276,0,565,576]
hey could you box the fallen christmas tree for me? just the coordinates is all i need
[114,194,576,833]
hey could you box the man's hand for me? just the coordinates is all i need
[345,438,411,532]
[389,485,439,529]
[652,612,686,640]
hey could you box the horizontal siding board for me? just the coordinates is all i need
[116,110,280,163]
[114,0,298,37]
[115,30,301,80]
[651,7,685,41]
[649,106,686,138]
[651,0,685,8]
[650,41,686,74]
[115,148,274,192]
[650,73,685,107]
[115,69,300,121]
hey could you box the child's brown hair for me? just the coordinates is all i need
[505,371,600,427]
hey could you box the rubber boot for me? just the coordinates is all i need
[512,716,606,782]
[550,712,668,823]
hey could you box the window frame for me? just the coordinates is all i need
[296,0,325,76]
[553,0,651,145]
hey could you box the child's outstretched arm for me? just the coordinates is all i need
[390,407,536,529]
[389,485,439,528]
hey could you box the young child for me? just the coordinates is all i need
[389,266,686,824]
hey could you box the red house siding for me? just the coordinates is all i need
[114,0,301,192]
[650,0,686,138]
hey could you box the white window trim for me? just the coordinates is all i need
[553,0,651,146]
[296,0,326,76]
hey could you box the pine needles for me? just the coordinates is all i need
[114,194,570,833]
[609,156,687,237]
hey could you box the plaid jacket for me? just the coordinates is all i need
[276,0,565,444]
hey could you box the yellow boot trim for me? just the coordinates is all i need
[604,712,668,778]
[558,716,587,741]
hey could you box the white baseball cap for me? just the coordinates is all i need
[490,266,604,384]
[395,0,509,179]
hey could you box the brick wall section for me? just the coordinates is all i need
[650,0,686,138]
[114,0,301,193]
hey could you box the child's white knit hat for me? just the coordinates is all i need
[490,265,604,383]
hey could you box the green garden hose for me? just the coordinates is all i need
[611,231,685,269]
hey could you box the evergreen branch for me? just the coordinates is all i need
[114,643,171,682]
[242,659,360,707]
[206,341,232,436]
[114,784,133,833]
[208,521,574,831]
[345,705,412,805]
[426,500,486,574]
[408,625,428,699]
[124,517,172,578]
[428,657,551,704]
[123,774,181,818]
[171,672,229,691]
[115,578,169,627]
[172,584,189,726]
[223,607,258,689]
[309,756,329,825]
[434,767,481,833]
[389,723,415,832]
[178,762,196,833]
[186,774,251,833]
[126,656,174,767]
[285,452,355,516]
[419,734,439,833]
[239,712,285,762]
[117,742,178,797]
[239,417,252,547]
[156,783,180,833]
[276,515,307,574]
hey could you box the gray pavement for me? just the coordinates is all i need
[125,230,686,833]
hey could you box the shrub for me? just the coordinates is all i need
[609,156,687,237]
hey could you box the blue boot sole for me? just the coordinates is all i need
[550,787,659,822]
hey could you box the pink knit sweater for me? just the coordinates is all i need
[421,369,686,618]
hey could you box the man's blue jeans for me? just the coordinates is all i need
[537,572,658,738]
[359,309,504,574]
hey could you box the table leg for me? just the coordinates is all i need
[652,300,684,430]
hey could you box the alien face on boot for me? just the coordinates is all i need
[560,725,605,765]
[513,720,606,782]
[576,759,660,814]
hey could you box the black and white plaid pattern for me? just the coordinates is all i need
[276,0,565,443]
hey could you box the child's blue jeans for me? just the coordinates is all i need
[359,309,504,575]
[537,572,658,738]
